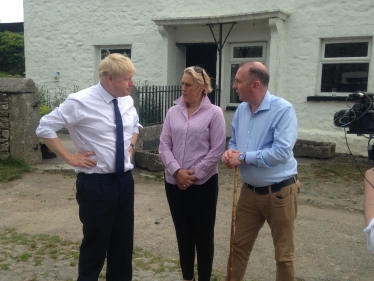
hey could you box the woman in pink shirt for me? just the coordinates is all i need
[159,66,226,281]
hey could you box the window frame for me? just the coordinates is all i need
[228,42,267,105]
[99,46,132,59]
[94,45,132,84]
[318,38,371,96]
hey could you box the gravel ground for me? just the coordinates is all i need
[1,130,374,281]
[0,151,373,281]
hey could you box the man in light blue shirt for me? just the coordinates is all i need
[222,61,299,281]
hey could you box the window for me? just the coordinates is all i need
[229,43,267,103]
[319,39,371,94]
[100,47,131,59]
[94,45,132,83]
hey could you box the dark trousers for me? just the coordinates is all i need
[165,174,218,281]
[75,171,134,281]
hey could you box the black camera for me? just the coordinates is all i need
[334,91,374,134]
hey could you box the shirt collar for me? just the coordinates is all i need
[259,91,271,110]
[252,90,271,113]
[174,95,212,109]
[96,82,116,104]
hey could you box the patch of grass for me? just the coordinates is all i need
[20,252,32,261]
[355,188,364,195]
[0,263,9,270]
[0,71,24,78]
[155,173,163,180]
[0,229,226,279]
[132,246,224,278]
[49,248,59,259]
[0,228,81,265]
[36,248,46,255]
[0,157,31,182]
[34,256,43,266]
[298,156,372,185]
[210,273,225,281]
[154,264,165,273]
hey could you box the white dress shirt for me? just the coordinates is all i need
[364,218,374,253]
[36,82,141,174]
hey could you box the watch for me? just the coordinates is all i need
[238,152,246,163]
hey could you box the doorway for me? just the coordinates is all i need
[184,44,218,104]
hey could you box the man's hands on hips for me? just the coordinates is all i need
[68,151,97,168]
[41,137,97,169]
[221,149,241,169]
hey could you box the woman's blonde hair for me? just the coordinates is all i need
[184,66,213,95]
[98,53,136,80]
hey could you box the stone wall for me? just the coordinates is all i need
[136,124,163,152]
[134,124,164,171]
[0,78,42,165]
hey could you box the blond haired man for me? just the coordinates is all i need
[36,53,141,281]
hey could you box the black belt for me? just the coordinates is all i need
[245,175,297,194]
[77,170,130,180]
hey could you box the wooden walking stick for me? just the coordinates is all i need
[228,166,239,281]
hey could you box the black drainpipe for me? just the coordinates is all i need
[207,22,236,106]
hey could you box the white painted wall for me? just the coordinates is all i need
[24,0,374,156]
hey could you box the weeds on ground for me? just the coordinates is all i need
[0,228,225,280]
[0,228,80,267]
[0,157,31,182]
[132,246,224,280]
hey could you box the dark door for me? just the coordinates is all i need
[185,44,217,104]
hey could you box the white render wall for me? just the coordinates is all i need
[24,0,374,156]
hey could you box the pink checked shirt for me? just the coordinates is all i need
[159,95,226,185]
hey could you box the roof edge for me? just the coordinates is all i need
[152,10,290,26]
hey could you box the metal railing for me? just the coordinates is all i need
[138,85,220,126]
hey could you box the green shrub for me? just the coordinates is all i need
[0,31,25,75]
[139,86,163,125]
[0,157,31,182]
[39,103,52,116]
[37,85,79,110]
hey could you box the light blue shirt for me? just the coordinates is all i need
[228,91,298,186]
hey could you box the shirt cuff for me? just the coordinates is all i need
[364,218,374,253]
[36,126,58,139]
[245,151,257,165]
